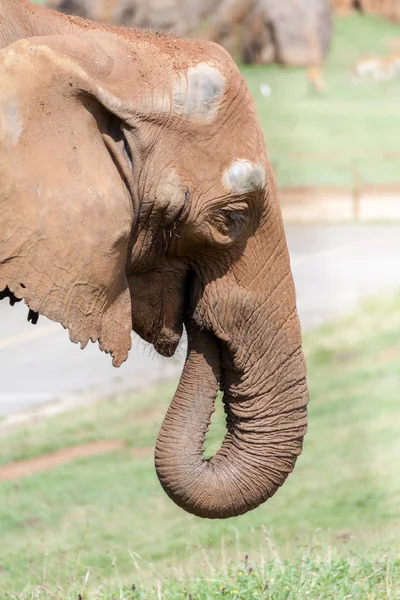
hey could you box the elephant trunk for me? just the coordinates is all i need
[155,225,309,518]
[155,321,307,518]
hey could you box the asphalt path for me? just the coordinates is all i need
[1,224,399,417]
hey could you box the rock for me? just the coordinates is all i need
[331,0,400,22]
[332,0,355,12]
[47,0,209,34]
[117,0,184,33]
[46,0,333,66]
[209,0,332,66]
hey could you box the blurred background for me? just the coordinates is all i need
[1,1,400,598]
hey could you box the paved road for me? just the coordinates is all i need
[1,224,399,417]
[288,224,400,329]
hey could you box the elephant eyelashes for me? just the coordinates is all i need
[214,209,247,238]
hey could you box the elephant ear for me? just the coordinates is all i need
[0,33,138,366]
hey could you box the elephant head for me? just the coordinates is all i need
[0,1,308,518]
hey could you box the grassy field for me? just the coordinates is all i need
[1,294,400,599]
[244,14,400,188]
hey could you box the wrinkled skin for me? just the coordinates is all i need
[0,0,309,519]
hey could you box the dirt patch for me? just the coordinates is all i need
[0,440,124,483]
[131,446,153,459]
[375,345,400,365]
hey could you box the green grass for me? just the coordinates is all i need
[243,14,400,188]
[1,293,400,598]
[4,556,398,599]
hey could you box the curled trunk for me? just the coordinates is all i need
[156,320,308,519]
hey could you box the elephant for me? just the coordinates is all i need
[0,0,308,519]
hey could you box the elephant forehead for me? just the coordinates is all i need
[223,160,266,194]
[172,63,226,117]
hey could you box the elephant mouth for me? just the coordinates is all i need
[138,317,184,358]
[135,327,179,358]
[151,328,182,358]
[137,269,194,359]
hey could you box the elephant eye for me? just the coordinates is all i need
[213,209,247,237]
